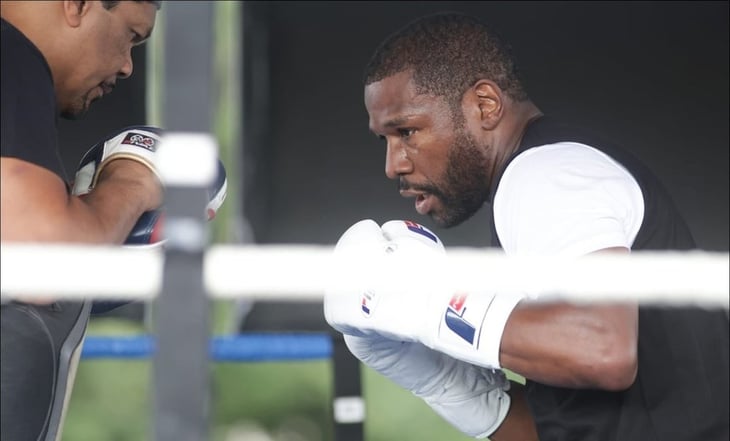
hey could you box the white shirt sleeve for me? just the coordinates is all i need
[493,142,645,258]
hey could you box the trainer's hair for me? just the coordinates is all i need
[102,0,162,10]
[364,12,528,114]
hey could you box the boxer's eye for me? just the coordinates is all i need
[398,128,416,139]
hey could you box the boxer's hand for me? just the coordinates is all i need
[324,219,525,369]
[323,219,442,342]
[345,334,511,438]
[325,219,515,436]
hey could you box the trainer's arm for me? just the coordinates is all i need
[0,157,161,243]
[499,247,639,391]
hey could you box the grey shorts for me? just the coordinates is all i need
[1,300,91,441]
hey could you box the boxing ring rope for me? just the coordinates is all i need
[4,243,726,362]
[4,242,726,363]
[2,243,728,308]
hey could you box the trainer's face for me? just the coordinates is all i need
[58,1,157,118]
[365,70,491,228]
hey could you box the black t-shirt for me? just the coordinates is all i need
[1,18,67,183]
[489,116,729,441]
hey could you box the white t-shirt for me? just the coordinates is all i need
[493,142,645,258]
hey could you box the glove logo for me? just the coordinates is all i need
[122,132,158,152]
[361,290,378,317]
[444,293,476,345]
[404,220,438,243]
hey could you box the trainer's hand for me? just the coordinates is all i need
[73,125,163,213]
[324,219,525,369]
[86,157,226,314]
[121,158,227,246]
[345,334,512,438]
[73,126,228,246]
[73,126,228,314]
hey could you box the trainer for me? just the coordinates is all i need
[1,2,161,440]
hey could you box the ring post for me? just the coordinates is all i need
[154,133,218,441]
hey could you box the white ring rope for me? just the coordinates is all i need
[1,243,727,308]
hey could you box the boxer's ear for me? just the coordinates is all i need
[462,79,504,131]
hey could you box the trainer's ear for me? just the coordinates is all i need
[464,80,504,131]
[63,1,92,28]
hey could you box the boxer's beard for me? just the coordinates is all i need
[401,126,491,228]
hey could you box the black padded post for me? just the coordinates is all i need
[153,184,211,441]
[331,333,365,441]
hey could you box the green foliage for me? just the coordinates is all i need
[211,361,333,441]
[62,359,151,441]
[62,320,152,441]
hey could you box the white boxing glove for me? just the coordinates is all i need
[324,219,437,341]
[324,219,525,370]
[345,335,511,438]
[325,219,511,437]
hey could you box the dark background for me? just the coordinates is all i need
[59,1,729,251]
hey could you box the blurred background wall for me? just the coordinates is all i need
[241,0,729,250]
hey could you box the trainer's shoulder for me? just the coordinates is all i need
[1,19,52,80]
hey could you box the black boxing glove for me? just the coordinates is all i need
[73,125,162,195]
[122,157,228,245]
[73,125,228,244]
[72,126,228,313]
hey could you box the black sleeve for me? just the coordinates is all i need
[1,20,67,182]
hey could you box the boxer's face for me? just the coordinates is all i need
[57,1,157,119]
[365,70,491,228]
